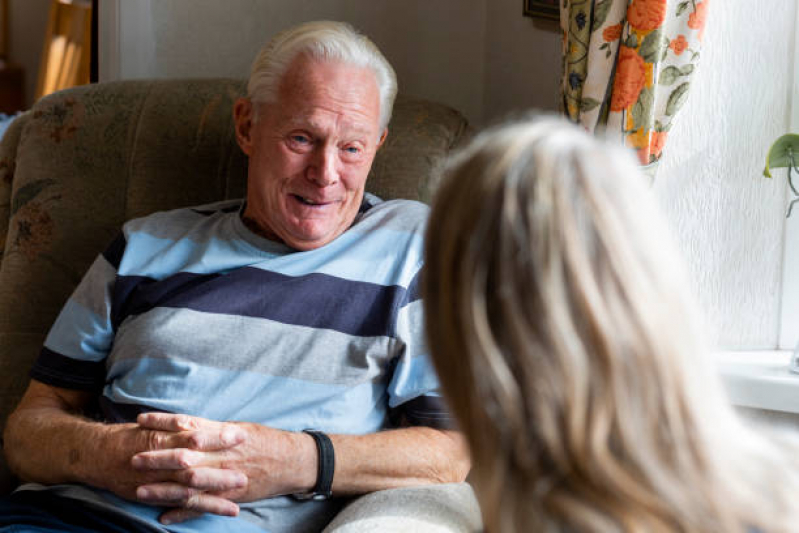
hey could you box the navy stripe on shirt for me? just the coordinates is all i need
[390,395,455,430]
[30,347,106,390]
[403,272,422,305]
[111,267,408,338]
[99,396,171,424]
[101,233,127,270]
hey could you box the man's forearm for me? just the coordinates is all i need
[329,427,470,495]
[134,414,470,505]
[4,381,247,515]
[3,384,109,486]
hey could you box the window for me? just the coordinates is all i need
[778,5,799,350]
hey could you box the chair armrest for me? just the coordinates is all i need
[323,483,482,533]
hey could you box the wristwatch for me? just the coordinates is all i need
[293,429,335,500]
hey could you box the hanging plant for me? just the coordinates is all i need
[764,134,799,218]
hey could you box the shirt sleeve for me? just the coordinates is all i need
[386,270,455,430]
[30,232,125,390]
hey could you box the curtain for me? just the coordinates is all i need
[560,0,709,171]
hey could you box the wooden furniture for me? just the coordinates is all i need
[0,0,24,113]
[0,61,24,114]
[35,0,92,100]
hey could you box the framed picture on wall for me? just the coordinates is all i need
[523,0,559,21]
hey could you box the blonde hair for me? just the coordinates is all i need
[423,116,799,532]
[247,20,397,130]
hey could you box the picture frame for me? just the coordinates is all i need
[523,0,559,21]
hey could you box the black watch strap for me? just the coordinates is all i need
[294,429,335,500]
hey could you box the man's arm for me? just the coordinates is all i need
[3,380,249,517]
[131,413,471,523]
[4,382,470,525]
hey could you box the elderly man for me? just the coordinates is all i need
[1,21,469,533]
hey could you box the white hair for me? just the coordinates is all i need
[247,20,397,131]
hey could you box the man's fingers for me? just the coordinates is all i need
[132,448,204,470]
[138,412,198,432]
[133,458,247,490]
[177,467,248,492]
[136,483,199,505]
[137,413,245,450]
[135,485,240,522]
[159,508,205,525]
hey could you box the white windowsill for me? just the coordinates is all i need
[714,350,799,414]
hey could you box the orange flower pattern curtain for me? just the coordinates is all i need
[560,0,709,170]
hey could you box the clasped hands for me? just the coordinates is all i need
[100,412,307,525]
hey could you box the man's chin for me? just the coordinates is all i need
[283,230,339,251]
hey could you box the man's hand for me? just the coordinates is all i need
[3,382,253,525]
[89,416,249,523]
[133,413,317,524]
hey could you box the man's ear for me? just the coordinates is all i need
[376,128,388,150]
[233,97,254,156]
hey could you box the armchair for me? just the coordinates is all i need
[0,79,481,532]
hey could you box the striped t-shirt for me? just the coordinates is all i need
[27,195,449,533]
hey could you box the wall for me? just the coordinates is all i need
[105,0,490,126]
[482,0,561,122]
[8,0,50,109]
[654,0,796,349]
[103,0,564,126]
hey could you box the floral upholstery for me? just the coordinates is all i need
[0,79,472,500]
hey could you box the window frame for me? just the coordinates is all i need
[778,4,799,350]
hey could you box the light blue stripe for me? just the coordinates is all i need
[44,299,113,362]
[124,207,212,236]
[119,226,423,287]
[104,358,389,434]
[253,225,424,287]
[387,353,440,408]
[117,232,254,279]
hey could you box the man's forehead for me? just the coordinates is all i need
[282,113,377,136]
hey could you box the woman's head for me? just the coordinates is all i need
[423,116,755,531]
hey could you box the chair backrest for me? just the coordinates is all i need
[0,78,470,493]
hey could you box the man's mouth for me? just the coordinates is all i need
[292,194,333,207]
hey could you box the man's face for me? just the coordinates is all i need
[234,55,387,251]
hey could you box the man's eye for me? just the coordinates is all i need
[343,146,360,154]
[291,135,310,144]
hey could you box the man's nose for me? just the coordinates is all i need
[308,146,339,187]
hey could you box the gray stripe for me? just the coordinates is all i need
[69,255,115,320]
[108,307,399,386]
[395,299,428,359]
[353,199,429,234]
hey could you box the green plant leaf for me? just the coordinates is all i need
[10,179,56,217]
[632,86,655,132]
[763,133,799,178]
[659,66,682,86]
[680,64,695,76]
[593,0,613,29]
[676,1,690,17]
[639,29,667,63]
[665,82,690,116]
[580,98,601,112]
[625,34,638,48]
